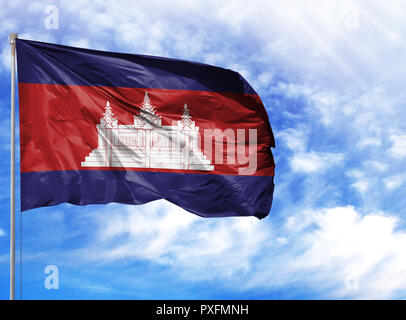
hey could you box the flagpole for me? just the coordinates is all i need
[9,33,18,301]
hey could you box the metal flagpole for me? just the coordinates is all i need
[9,33,18,301]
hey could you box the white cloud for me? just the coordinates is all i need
[311,91,340,126]
[0,228,5,237]
[277,127,308,152]
[383,174,406,190]
[351,179,371,194]
[346,168,375,195]
[67,203,406,299]
[246,206,406,299]
[364,160,388,172]
[291,151,344,174]
[66,38,91,49]
[83,201,270,279]
[357,137,381,149]
[388,134,406,158]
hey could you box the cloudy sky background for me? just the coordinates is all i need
[0,0,406,299]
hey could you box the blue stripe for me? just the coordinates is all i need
[16,39,256,94]
[21,170,274,219]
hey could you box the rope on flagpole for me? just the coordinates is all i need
[9,32,18,301]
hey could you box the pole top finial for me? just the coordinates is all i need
[9,33,18,45]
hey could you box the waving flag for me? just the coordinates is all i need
[16,39,275,218]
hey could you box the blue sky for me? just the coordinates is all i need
[1,0,406,299]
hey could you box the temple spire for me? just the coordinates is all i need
[102,101,117,128]
[181,104,192,128]
[140,91,159,122]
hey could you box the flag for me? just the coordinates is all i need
[16,39,275,218]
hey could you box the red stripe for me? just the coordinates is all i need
[19,83,275,176]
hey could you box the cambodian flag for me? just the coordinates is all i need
[16,39,275,219]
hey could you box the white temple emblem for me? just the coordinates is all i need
[81,92,214,170]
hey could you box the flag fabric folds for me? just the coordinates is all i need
[16,39,275,219]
